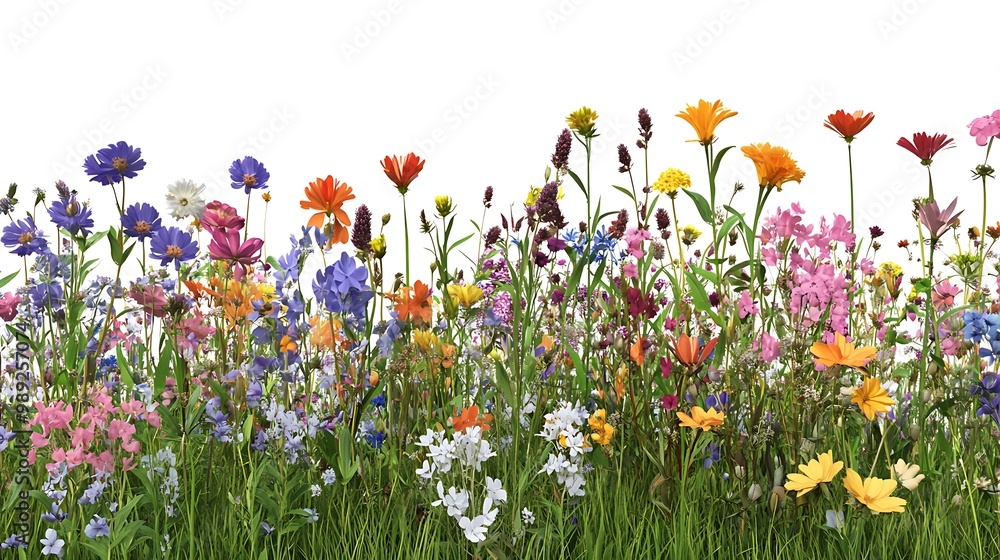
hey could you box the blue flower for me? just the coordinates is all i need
[703,442,721,469]
[376,315,403,357]
[48,195,94,237]
[313,252,373,330]
[83,141,146,185]
[149,226,198,270]
[366,431,386,449]
[204,397,232,442]
[84,515,111,539]
[2,216,48,256]
[1,533,26,550]
[29,282,64,310]
[590,225,622,263]
[371,394,386,408]
[229,156,270,194]
[121,203,162,241]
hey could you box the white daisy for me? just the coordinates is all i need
[165,179,207,220]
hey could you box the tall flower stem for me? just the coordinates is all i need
[402,194,411,285]
[847,143,855,235]
[927,166,935,201]
[244,192,252,243]
[978,138,993,299]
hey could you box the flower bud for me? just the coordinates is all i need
[748,483,763,502]
[908,423,921,440]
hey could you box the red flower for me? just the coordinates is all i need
[823,110,874,142]
[381,153,425,195]
[897,132,954,165]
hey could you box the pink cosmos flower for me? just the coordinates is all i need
[932,279,961,309]
[969,110,1000,147]
[622,262,638,279]
[0,291,20,321]
[201,200,245,232]
[208,227,264,280]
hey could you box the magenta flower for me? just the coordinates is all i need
[0,292,20,322]
[208,227,263,279]
[897,132,954,165]
[130,284,168,318]
[758,332,781,363]
[969,110,1000,147]
[738,291,759,319]
[201,200,245,233]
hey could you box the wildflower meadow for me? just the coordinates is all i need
[1,102,1000,559]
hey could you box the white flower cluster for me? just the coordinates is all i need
[537,400,591,497]
[259,400,322,463]
[141,447,179,516]
[415,426,506,543]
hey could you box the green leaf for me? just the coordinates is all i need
[0,270,19,290]
[684,270,723,326]
[709,145,735,181]
[611,185,636,202]
[154,338,173,397]
[683,189,714,223]
[117,345,134,389]
[567,169,588,200]
[108,226,123,265]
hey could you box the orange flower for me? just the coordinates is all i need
[810,332,878,369]
[279,334,297,354]
[309,315,344,351]
[671,333,718,369]
[381,153,425,195]
[387,280,433,326]
[629,337,645,366]
[741,143,806,191]
[676,100,738,145]
[676,406,725,431]
[440,343,457,368]
[300,175,355,242]
[452,405,493,433]
[824,110,875,143]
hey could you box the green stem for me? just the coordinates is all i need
[402,194,410,285]
[847,143,855,235]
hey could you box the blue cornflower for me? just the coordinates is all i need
[229,156,270,194]
[703,442,721,469]
[560,228,587,256]
[366,431,386,450]
[149,226,198,270]
[121,203,162,241]
[371,394,386,408]
[83,141,146,185]
[48,195,94,237]
[2,216,48,256]
[590,225,621,263]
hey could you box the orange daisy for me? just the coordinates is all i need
[670,333,718,369]
[741,143,806,191]
[810,332,878,369]
[300,175,355,243]
[823,110,875,143]
[676,99,738,145]
[381,153,425,195]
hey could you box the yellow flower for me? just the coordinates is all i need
[279,335,297,354]
[257,283,277,303]
[526,185,564,206]
[412,329,439,353]
[566,106,599,138]
[870,262,903,298]
[676,99,738,145]
[681,225,702,246]
[892,459,925,491]
[588,409,615,446]
[370,234,387,258]
[741,143,806,191]
[435,195,454,217]
[262,192,272,202]
[676,406,724,431]
[447,283,484,307]
[810,332,878,369]
[851,377,895,420]
[844,468,907,513]
[652,168,692,195]
[784,450,844,497]
[879,262,903,277]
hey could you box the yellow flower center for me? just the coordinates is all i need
[18,232,33,244]
[243,174,257,187]
[166,245,183,258]
[112,157,129,172]
[134,221,150,234]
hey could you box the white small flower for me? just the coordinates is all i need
[165,179,207,220]
[322,468,337,486]
[892,459,925,491]
[484,476,507,503]
[40,529,64,557]
[824,509,845,529]
[481,496,498,526]
[521,508,535,525]
[459,515,488,543]
[415,460,435,479]
[303,508,318,523]
[310,484,321,497]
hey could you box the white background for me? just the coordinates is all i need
[2,0,999,283]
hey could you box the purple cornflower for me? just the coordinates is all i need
[48,195,94,237]
[149,227,198,270]
[2,216,48,256]
[229,156,270,194]
[83,141,146,185]
[121,203,162,241]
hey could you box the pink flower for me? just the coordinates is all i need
[660,394,679,410]
[143,410,162,429]
[932,279,961,309]
[758,332,780,363]
[201,200,245,232]
[130,284,168,319]
[659,356,673,379]
[0,291,20,321]
[738,291,759,319]
[70,426,95,448]
[88,450,114,474]
[208,227,264,280]
[623,262,638,279]
[969,110,1000,147]
[31,432,49,448]
[624,227,651,259]
[108,419,135,442]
